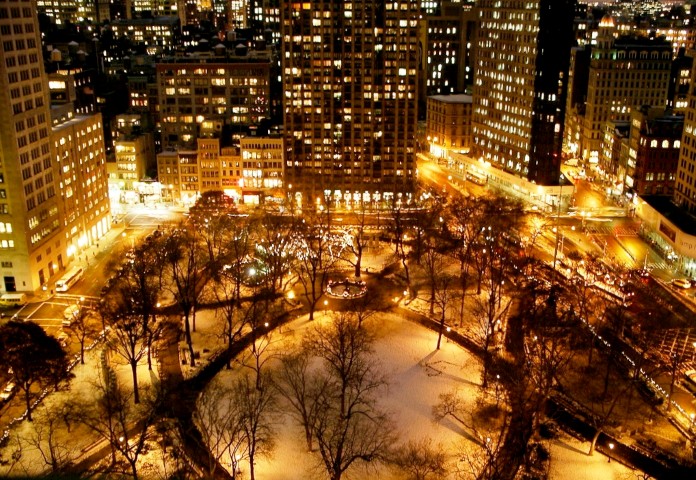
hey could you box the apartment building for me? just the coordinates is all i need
[156,50,271,150]
[565,15,672,166]
[426,94,472,156]
[0,0,110,292]
[281,0,419,209]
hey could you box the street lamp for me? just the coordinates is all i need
[608,442,614,462]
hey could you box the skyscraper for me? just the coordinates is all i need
[472,0,576,186]
[281,0,419,209]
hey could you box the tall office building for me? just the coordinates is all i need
[281,0,419,209]
[472,0,576,186]
[421,1,475,97]
[0,1,109,293]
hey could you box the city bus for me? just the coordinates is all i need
[466,170,488,186]
[55,266,84,292]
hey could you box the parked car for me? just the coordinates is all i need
[684,370,696,395]
[0,382,15,402]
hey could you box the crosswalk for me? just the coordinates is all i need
[583,225,639,236]
[647,261,672,271]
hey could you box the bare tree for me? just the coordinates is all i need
[294,212,342,321]
[255,213,298,297]
[80,377,161,480]
[116,234,167,370]
[164,225,210,367]
[63,299,99,365]
[306,313,397,480]
[434,272,455,350]
[445,196,488,325]
[233,373,278,480]
[343,201,370,279]
[392,438,448,480]
[388,202,412,289]
[26,408,76,474]
[421,245,446,316]
[99,293,149,404]
[432,389,510,480]
[193,378,248,478]
[274,348,328,452]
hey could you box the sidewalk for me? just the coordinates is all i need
[32,222,128,301]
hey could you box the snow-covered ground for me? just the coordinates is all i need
[208,311,639,480]
[0,281,643,479]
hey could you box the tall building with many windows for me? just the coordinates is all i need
[0,1,110,293]
[156,50,271,150]
[472,0,576,186]
[564,15,672,167]
[281,0,419,209]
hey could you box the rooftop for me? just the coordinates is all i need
[428,94,473,104]
[642,195,696,236]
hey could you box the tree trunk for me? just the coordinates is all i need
[588,429,601,456]
[25,388,33,421]
[147,334,153,371]
[305,428,313,452]
[249,449,256,480]
[355,243,362,278]
[80,340,85,365]
[429,282,436,315]
[183,312,196,367]
[437,313,445,350]
[131,359,140,404]
[129,458,139,480]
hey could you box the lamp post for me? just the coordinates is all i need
[608,442,614,462]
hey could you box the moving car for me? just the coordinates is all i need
[672,278,692,289]
[62,304,81,326]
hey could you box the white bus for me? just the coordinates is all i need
[466,170,488,186]
[55,267,84,292]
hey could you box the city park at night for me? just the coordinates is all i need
[4,0,696,479]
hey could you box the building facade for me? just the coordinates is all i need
[565,16,672,167]
[51,113,111,267]
[0,0,110,292]
[157,135,282,205]
[110,16,181,56]
[472,0,576,186]
[674,51,696,216]
[281,0,419,209]
[426,94,472,157]
[625,106,682,197]
[156,51,271,150]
